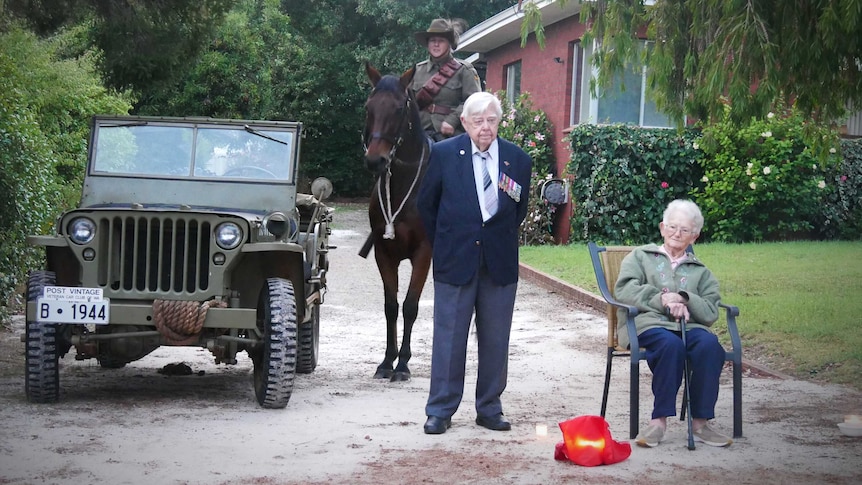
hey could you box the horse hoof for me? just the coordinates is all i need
[374,369,394,379]
[390,371,411,382]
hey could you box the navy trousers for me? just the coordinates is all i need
[639,327,725,420]
[424,264,517,419]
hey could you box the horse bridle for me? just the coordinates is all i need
[363,88,414,163]
[364,87,428,240]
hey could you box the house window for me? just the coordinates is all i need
[505,61,521,103]
[579,41,672,128]
[569,42,585,125]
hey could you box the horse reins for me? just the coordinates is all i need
[378,136,428,239]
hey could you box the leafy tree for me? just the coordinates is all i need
[0,26,131,321]
[520,0,862,127]
[135,0,289,120]
[3,0,236,94]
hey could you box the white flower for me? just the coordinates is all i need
[750,182,757,190]
[818,180,826,189]
[763,166,771,175]
[761,131,772,137]
[692,142,699,150]
[701,175,709,182]
[746,168,752,176]
[747,162,753,168]
[812,164,818,170]
[829,147,837,154]
[767,112,774,119]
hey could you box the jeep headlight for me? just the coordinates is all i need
[215,222,243,250]
[68,217,96,245]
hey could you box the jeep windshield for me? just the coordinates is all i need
[91,119,296,182]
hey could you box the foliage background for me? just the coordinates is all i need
[695,104,841,242]
[495,92,557,246]
[566,124,705,244]
[565,120,862,245]
[0,26,132,322]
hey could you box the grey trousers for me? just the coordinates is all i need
[424,265,517,419]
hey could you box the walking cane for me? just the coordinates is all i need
[679,316,696,450]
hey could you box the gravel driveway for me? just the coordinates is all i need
[0,203,860,484]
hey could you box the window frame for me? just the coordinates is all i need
[573,40,673,128]
[504,60,522,104]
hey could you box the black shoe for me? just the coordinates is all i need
[476,413,511,431]
[424,416,451,435]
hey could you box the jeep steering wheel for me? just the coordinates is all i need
[223,166,278,179]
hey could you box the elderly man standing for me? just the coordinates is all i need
[412,18,482,141]
[418,91,532,435]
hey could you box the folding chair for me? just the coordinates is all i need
[588,241,743,440]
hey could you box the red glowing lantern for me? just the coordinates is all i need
[554,415,631,467]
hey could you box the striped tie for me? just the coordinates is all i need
[481,154,498,216]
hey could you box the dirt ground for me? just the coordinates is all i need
[1,204,861,485]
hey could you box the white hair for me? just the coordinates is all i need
[663,199,704,234]
[462,92,502,119]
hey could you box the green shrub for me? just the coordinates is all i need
[694,105,841,242]
[495,91,557,245]
[817,138,862,240]
[565,124,704,244]
[0,27,132,323]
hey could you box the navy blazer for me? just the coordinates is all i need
[418,133,532,286]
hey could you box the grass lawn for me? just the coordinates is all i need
[520,241,862,390]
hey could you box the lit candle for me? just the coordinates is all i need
[536,424,548,437]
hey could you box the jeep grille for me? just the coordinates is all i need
[94,214,219,296]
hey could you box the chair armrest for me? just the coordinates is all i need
[719,302,743,356]
[607,298,641,354]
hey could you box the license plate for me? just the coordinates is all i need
[36,298,110,324]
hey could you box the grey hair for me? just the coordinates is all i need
[663,199,704,234]
[462,92,502,119]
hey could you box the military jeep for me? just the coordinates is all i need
[24,115,333,408]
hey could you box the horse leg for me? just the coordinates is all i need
[391,246,432,382]
[373,259,400,379]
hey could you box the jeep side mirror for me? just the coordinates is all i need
[311,177,333,201]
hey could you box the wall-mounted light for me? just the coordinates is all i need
[553,57,564,64]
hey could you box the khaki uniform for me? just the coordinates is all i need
[412,55,481,140]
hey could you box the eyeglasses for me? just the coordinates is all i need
[470,117,499,127]
[664,224,694,236]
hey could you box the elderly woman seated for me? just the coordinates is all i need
[614,199,732,448]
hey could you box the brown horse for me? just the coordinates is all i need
[360,63,432,382]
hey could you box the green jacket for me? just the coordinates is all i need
[613,244,721,349]
[411,55,481,139]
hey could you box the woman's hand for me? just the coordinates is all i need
[666,301,690,321]
[440,121,455,136]
[661,292,686,307]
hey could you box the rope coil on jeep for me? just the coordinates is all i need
[153,299,227,345]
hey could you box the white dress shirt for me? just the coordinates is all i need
[471,139,499,221]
